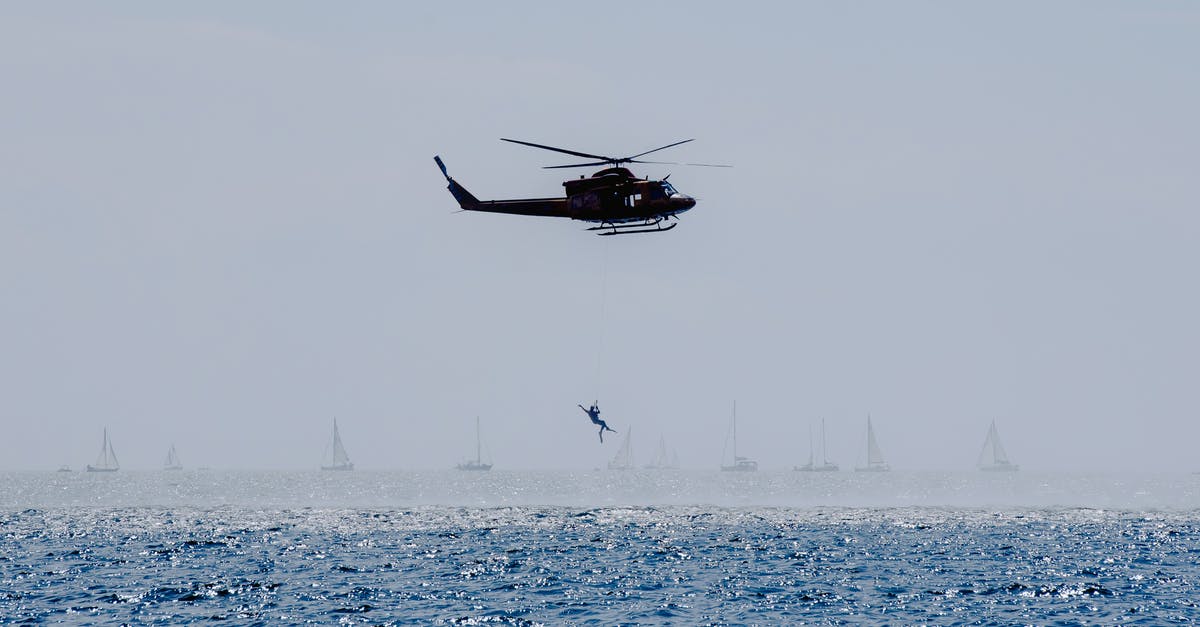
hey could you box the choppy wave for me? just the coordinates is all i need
[3,472,1199,624]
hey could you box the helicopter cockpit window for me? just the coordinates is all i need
[661,182,678,196]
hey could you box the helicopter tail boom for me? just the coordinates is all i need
[434,155,570,218]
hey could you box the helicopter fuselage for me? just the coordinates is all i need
[562,168,695,223]
[434,158,695,230]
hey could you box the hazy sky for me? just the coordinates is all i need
[2,2,1197,471]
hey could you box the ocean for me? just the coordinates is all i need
[3,470,1199,624]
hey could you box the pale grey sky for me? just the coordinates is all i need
[2,2,1197,471]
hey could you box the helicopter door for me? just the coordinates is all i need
[570,192,600,212]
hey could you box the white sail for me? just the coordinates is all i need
[989,423,1009,464]
[867,420,883,464]
[978,420,1018,471]
[87,428,120,472]
[645,434,678,469]
[322,419,354,471]
[856,416,889,472]
[650,436,667,468]
[608,428,635,470]
[795,425,815,471]
[163,444,183,470]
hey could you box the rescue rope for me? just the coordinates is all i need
[594,238,611,402]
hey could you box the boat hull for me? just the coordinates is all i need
[86,466,118,473]
[321,464,354,471]
[795,464,839,472]
[456,463,492,471]
[979,464,1019,472]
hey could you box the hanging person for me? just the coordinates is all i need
[578,402,617,443]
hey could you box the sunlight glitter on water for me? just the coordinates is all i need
[3,472,1200,624]
[3,505,1200,624]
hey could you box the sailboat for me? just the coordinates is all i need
[608,428,635,470]
[321,419,355,471]
[457,416,493,471]
[163,443,183,471]
[86,428,120,473]
[854,416,890,472]
[644,434,679,470]
[978,420,1019,471]
[795,419,837,471]
[721,402,758,472]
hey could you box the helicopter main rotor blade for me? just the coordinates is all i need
[500,138,613,162]
[627,139,694,160]
[542,161,616,169]
[503,137,725,168]
[544,159,731,169]
[627,160,734,168]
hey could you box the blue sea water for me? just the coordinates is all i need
[3,471,1199,624]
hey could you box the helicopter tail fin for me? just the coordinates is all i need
[433,155,480,210]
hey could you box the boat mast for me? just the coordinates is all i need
[107,428,118,468]
[101,427,119,469]
[732,401,738,460]
[986,420,998,464]
[821,419,828,466]
[869,416,885,467]
[864,417,870,464]
[807,424,814,467]
[475,416,482,464]
[990,420,1009,465]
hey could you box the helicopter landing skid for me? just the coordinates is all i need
[587,219,677,236]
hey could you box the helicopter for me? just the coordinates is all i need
[434,138,726,235]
